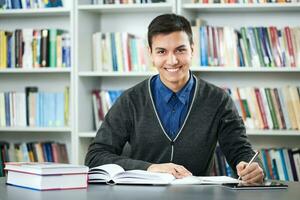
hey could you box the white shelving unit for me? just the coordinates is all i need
[0,1,75,163]
[2,1,299,166]
[178,0,300,149]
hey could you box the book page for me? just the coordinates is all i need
[113,170,175,185]
[89,164,125,181]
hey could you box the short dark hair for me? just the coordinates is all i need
[147,13,193,50]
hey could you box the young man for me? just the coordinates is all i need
[85,14,264,183]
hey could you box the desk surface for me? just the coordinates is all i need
[1,178,300,200]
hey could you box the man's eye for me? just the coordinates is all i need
[177,49,186,53]
[157,50,165,54]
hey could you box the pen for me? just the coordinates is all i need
[237,151,260,181]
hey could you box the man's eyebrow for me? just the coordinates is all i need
[176,45,187,49]
[154,45,187,51]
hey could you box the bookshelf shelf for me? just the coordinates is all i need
[0,127,71,133]
[78,130,300,138]
[0,8,71,17]
[247,130,300,136]
[78,71,157,77]
[77,67,300,77]
[0,68,71,74]
[77,3,173,13]
[182,3,300,12]
[78,131,96,138]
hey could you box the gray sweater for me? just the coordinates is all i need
[85,76,260,176]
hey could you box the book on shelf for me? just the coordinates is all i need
[190,21,300,68]
[224,86,300,130]
[92,89,123,129]
[92,31,153,72]
[88,164,238,185]
[4,162,88,191]
[260,148,300,182]
[0,141,69,164]
[0,0,63,9]
[0,86,69,128]
[0,29,71,69]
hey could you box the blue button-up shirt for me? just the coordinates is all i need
[151,73,195,140]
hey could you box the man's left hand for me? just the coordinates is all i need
[236,161,264,183]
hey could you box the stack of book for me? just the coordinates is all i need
[5,162,88,190]
[0,29,71,69]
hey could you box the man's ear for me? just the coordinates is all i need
[148,46,152,55]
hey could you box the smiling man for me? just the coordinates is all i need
[85,14,264,183]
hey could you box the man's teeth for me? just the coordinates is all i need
[166,68,179,72]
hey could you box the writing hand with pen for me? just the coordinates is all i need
[236,151,265,184]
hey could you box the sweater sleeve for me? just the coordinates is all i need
[216,92,264,175]
[84,92,152,170]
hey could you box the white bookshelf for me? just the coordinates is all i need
[2,1,299,166]
[0,1,75,163]
[178,0,300,150]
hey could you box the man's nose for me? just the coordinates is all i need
[166,53,178,65]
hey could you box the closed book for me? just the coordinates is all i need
[5,162,88,191]
[40,29,49,67]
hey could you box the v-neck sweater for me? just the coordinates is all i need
[85,76,260,176]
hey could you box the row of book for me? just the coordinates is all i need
[0,0,63,9]
[192,0,300,3]
[0,29,71,69]
[211,147,300,182]
[92,32,153,72]
[191,24,300,68]
[225,86,300,130]
[92,89,123,129]
[0,87,70,127]
[0,141,69,177]
[260,148,300,182]
[91,0,166,4]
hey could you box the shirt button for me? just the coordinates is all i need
[172,109,175,113]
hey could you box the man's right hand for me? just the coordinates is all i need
[147,163,192,179]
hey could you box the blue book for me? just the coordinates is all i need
[279,149,289,181]
[200,27,208,66]
[4,92,10,127]
[55,92,64,127]
[11,0,21,9]
[110,33,118,71]
[260,149,271,179]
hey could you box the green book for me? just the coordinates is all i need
[49,29,57,67]
[240,27,252,67]
[253,27,265,67]
[265,88,279,129]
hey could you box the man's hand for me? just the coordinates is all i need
[147,163,192,179]
[236,161,264,183]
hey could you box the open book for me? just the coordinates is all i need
[88,164,239,185]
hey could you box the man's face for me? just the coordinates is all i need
[149,31,193,91]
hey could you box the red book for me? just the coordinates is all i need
[269,27,282,67]
[255,88,269,129]
[284,27,296,67]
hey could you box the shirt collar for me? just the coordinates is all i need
[155,71,194,105]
